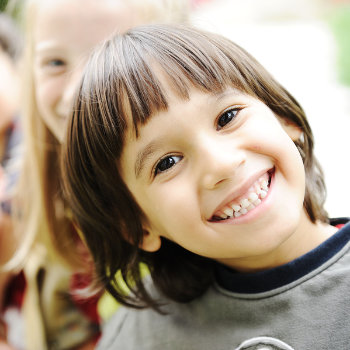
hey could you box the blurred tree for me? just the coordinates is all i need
[0,0,8,12]
[330,4,350,86]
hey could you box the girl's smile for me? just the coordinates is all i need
[120,84,332,272]
[33,0,141,141]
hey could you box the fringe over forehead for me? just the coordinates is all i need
[78,24,310,154]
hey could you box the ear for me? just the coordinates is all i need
[280,119,302,141]
[140,229,162,252]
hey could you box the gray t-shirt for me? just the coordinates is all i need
[98,219,350,350]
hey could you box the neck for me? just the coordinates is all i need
[0,128,9,162]
[0,272,12,311]
[221,211,337,273]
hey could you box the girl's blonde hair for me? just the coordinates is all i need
[8,0,62,270]
[8,0,190,270]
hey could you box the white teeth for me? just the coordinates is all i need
[231,204,241,212]
[253,199,261,206]
[240,198,250,209]
[223,207,233,217]
[213,172,271,221]
[248,192,258,202]
[247,204,255,211]
[261,180,268,191]
[260,190,267,198]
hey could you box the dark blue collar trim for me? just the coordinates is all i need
[215,218,350,294]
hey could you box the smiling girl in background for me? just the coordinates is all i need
[62,24,349,349]
[7,1,189,349]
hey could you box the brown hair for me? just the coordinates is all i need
[62,24,328,308]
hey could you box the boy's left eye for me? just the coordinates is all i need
[217,108,239,130]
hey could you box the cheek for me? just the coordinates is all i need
[34,75,61,116]
[34,75,67,141]
[253,117,301,158]
[248,117,305,182]
[141,183,198,237]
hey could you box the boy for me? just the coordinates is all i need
[62,24,350,349]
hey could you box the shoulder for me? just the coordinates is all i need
[96,288,183,350]
[96,303,172,349]
[96,286,221,350]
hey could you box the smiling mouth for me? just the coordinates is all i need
[209,168,274,222]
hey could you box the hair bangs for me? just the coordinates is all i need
[122,25,257,105]
[93,24,265,139]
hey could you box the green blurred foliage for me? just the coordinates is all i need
[330,5,350,86]
[0,0,23,25]
[0,0,8,11]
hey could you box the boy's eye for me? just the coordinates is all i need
[217,108,239,129]
[155,155,182,175]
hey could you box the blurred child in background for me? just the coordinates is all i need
[4,0,190,349]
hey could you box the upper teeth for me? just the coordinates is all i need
[214,177,269,220]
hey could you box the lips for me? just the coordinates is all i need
[209,168,274,222]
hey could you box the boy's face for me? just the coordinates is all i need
[33,0,141,141]
[120,85,311,272]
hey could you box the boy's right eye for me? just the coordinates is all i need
[154,155,182,176]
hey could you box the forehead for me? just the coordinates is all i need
[124,80,243,144]
[33,0,139,54]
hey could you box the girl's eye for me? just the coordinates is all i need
[154,155,182,176]
[38,58,67,75]
[217,108,239,129]
[47,58,66,67]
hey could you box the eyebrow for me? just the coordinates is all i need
[35,41,62,54]
[134,141,160,178]
[213,88,240,99]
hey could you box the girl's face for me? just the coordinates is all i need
[120,82,321,272]
[33,0,141,141]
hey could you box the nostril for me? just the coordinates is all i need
[201,173,227,190]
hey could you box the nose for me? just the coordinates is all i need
[197,135,245,190]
